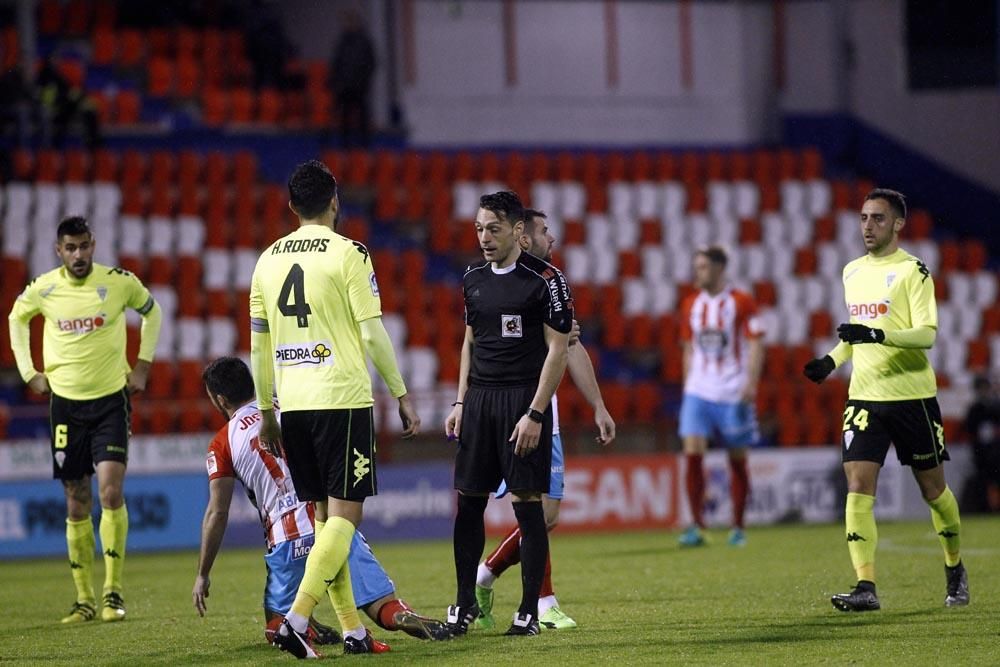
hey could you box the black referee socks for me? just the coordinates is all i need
[512,500,549,619]
[454,493,489,608]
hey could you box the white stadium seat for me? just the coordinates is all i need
[688,213,713,248]
[732,181,760,219]
[972,271,999,308]
[119,215,146,258]
[640,244,669,280]
[707,181,733,219]
[660,181,686,222]
[202,249,232,290]
[585,214,611,249]
[177,317,206,360]
[662,215,688,249]
[531,182,559,217]
[622,278,649,316]
[406,347,439,391]
[591,244,619,285]
[779,180,807,217]
[147,215,175,258]
[608,182,633,217]
[611,212,640,250]
[206,317,238,358]
[807,179,832,218]
[452,181,481,220]
[62,183,92,218]
[562,245,590,285]
[232,249,258,289]
[741,244,768,283]
[175,216,206,256]
[381,312,407,349]
[559,182,586,220]
[635,181,660,220]
[92,183,121,219]
[645,276,677,315]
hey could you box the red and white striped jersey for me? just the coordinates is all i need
[206,402,314,550]
[679,287,763,403]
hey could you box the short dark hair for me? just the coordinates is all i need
[865,188,907,220]
[202,357,256,406]
[696,245,728,267]
[479,191,525,227]
[57,215,91,240]
[288,160,338,219]
[523,208,546,234]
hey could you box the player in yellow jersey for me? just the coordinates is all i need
[249,160,420,658]
[7,216,162,624]
[803,189,968,611]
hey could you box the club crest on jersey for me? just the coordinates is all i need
[57,313,107,334]
[369,271,380,296]
[885,273,896,288]
[274,341,335,367]
[40,285,56,298]
[96,285,108,301]
[848,299,891,321]
[501,314,523,338]
[844,431,854,450]
[206,452,218,475]
[55,451,66,468]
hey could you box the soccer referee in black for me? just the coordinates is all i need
[445,191,573,636]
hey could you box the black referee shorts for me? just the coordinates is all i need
[841,397,950,470]
[280,407,377,502]
[50,389,131,481]
[455,385,552,496]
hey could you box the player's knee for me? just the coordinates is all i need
[99,483,124,509]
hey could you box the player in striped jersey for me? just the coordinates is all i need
[192,358,451,648]
[677,246,763,548]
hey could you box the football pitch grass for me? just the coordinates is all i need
[4,517,999,665]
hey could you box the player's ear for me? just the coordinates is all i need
[894,217,905,234]
[287,200,297,216]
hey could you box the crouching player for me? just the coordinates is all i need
[191,357,451,647]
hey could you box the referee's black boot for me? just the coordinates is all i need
[445,604,480,636]
[831,581,880,612]
[504,611,541,636]
[945,561,970,607]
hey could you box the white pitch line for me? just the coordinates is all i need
[879,538,1000,556]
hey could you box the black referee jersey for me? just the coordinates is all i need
[463,251,574,388]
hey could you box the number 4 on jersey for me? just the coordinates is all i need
[842,405,870,432]
[278,264,312,328]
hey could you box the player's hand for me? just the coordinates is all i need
[259,409,283,457]
[569,319,581,347]
[192,574,210,617]
[445,403,463,442]
[398,394,421,439]
[509,414,541,457]
[837,323,885,345]
[594,404,616,446]
[126,359,151,394]
[27,373,50,395]
[803,355,836,384]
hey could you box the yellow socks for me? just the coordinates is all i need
[99,504,128,595]
[928,486,961,567]
[66,517,96,604]
[290,516,361,633]
[845,492,877,583]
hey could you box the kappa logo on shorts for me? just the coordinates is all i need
[934,420,945,453]
[843,431,854,450]
[501,314,523,338]
[353,448,371,487]
[275,342,335,367]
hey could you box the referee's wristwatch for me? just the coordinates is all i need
[525,408,545,424]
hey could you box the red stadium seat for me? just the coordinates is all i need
[555,152,577,181]
[801,148,823,180]
[794,247,817,275]
[230,88,255,123]
[679,152,701,185]
[119,30,145,67]
[705,151,725,181]
[176,28,201,59]
[146,362,177,399]
[753,281,776,306]
[809,310,833,338]
[64,149,90,182]
[813,215,836,241]
[729,152,750,181]
[175,57,201,98]
[629,152,652,181]
[961,240,988,272]
[257,88,282,124]
[149,151,176,186]
[35,150,61,182]
[114,90,142,124]
[967,340,990,370]
[629,314,655,349]
[739,219,762,243]
[528,152,551,182]
[120,150,148,189]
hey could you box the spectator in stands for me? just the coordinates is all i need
[0,64,34,148]
[330,8,376,146]
[36,57,100,148]
[961,375,1000,512]
[245,0,291,89]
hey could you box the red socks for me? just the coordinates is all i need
[729,456,749,529]
[484,526,521,575]
[685,453,706,528]
[376,598,411,631]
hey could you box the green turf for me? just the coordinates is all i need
[3,518,998,665]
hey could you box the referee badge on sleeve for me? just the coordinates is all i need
[502,314,523,338]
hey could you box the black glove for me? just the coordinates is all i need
[837,323,885,344]
[803,355,836,384]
